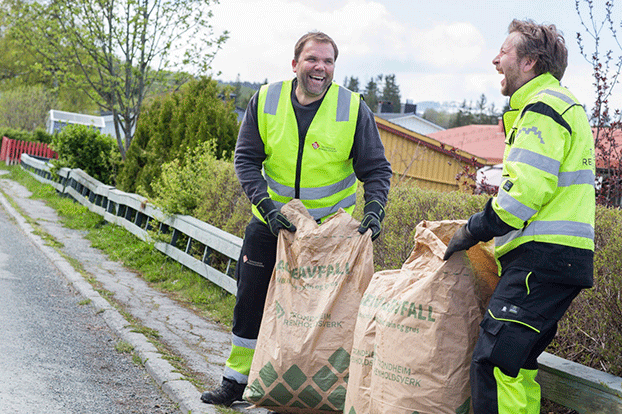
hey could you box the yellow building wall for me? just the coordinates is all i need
[376,117,485,192]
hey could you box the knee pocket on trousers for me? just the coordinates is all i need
[474,301,546,377]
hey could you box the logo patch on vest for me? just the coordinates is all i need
[503,180,514,192]
[311,141,337,152]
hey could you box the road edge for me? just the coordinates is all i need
[0,180,217,414]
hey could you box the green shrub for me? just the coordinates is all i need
[117,76,239,196]
[0,127,53,143]
[548,205,622,378]
[50,124,120,184]
[369,184,488,270]
[151,140,250,238]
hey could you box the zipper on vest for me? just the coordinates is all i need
[294,130,304,199]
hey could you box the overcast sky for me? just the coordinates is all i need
[207,0,622,111]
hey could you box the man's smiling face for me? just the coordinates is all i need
[292,40,335,105]
[492,31,536,97]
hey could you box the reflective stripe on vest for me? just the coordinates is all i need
[253,80,360,222]
[494,74,595,257]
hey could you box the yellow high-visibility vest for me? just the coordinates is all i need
[252,80,360,222]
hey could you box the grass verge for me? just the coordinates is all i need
[4,166,235,326]
[1,165,236,392]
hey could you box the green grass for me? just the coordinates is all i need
[115,340,135,354]
[2,166,235,326]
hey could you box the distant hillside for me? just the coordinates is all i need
[217,80,264,109]
[218,80,263,93]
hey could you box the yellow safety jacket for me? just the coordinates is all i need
[493,73,595,258]
[252,80,360,222]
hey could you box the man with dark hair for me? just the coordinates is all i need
[201,31,392,407]
[444,19,595,413]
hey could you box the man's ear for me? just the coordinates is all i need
[521,57,536,74]
[292,59,298,74]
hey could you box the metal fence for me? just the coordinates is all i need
[18,154,622,413]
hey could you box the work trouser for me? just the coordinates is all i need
[470,267,583,414]
[223,217,277,385]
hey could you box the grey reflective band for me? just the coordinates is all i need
[497,190,537,222]
[273,193,357,221]
[537,89,576,106]
[507,148,560,176]
[265,174,295,198]
[307,193,357,221]
[265,172,357,200]
[496,220,594,248]
[337,86,352,122]
[224,366,248,383]
[264,82,283,115]
[231,333,257,349]
[558,170,595,187]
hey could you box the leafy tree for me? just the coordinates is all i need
[381,74,401,113]
[0,13,95,113]
[422,108,452,128]
[3,0,228,160]
[117,77,239,196]
[0,84,55,130]
[422,97,501,129]
[449,100,472,127]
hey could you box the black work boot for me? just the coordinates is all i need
[201,378,246,406]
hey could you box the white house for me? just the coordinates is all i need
[46,109,105,134]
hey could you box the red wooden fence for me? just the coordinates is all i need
[0,136,58,165]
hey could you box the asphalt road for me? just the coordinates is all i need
[0,191,179,413]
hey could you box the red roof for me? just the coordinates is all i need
[430,121,622,169]
[592,127,622,169]
[429,121,505,165]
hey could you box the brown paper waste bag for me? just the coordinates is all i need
[243,199,375,413]
[344,220,499,414]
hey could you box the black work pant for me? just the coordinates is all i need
[470,267,583,413]
[232,217,278,340]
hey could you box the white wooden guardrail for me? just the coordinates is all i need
[19,154,622,414]
[20,154,240,295]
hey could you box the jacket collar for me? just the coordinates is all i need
[509,72,559,110]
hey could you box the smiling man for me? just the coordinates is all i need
[292,37,335,104]
[443,19,595,414]
[200,31,392,407]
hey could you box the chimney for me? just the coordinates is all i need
[404,103,417,115]
[379,101,393,113]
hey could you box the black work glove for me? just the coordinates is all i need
[443,224,479,260]
[358,200,385,241]
[256,197,296,237]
